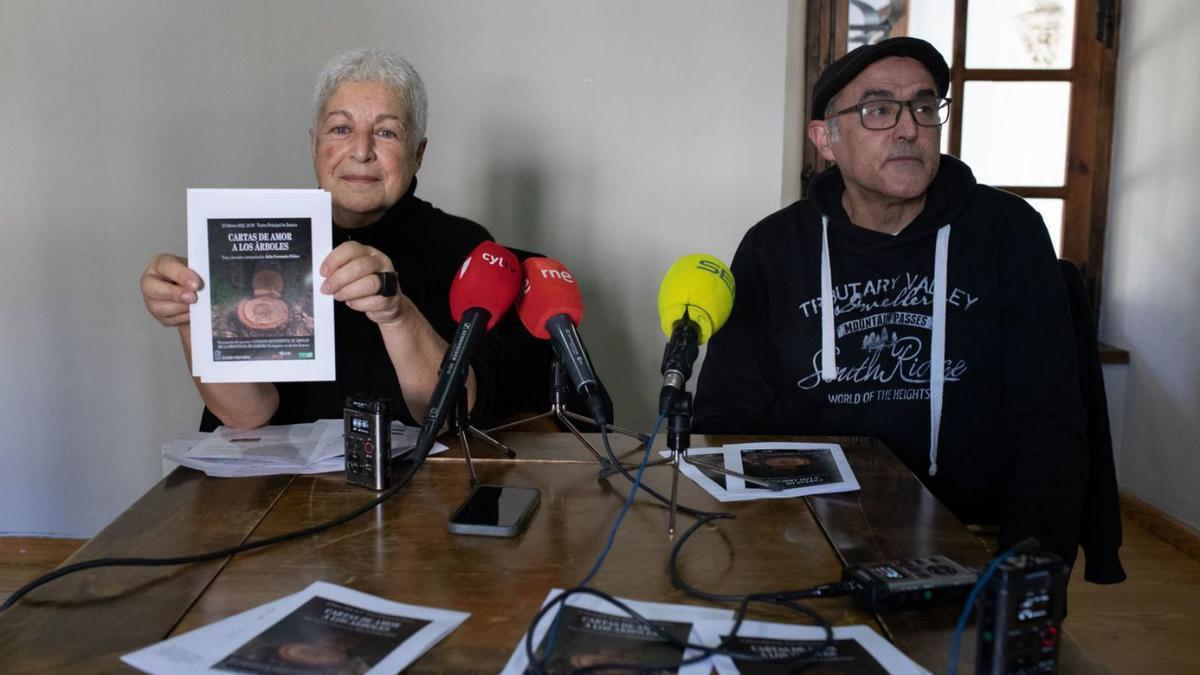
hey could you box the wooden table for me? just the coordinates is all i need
[0,433,1103,673]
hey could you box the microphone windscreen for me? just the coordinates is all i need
[657,253,735,344]
[518,258,584,340]
[449,241,522,330]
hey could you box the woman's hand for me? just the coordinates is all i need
[141,254,201,327]
[320,241,411,325]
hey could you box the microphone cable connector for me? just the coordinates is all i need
[775,580,859,601]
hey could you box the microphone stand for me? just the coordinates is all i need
[453,392,480,487]
[485,359,654,477]
[451,383,516,466]
[666,391,692,538]
[663,391,778,538]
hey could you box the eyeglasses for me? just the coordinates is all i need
[828,96,952,130]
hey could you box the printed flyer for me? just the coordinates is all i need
[671,443,859,502]
[215,596,430,674]
[501,589,731,675]
[686,621,931,675]
[188,189,334,383]
[122,581,470,675]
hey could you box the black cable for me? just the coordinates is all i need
[521,419,844,674]
[667,509,854,605]
[522,586,712,674]
[0,459,422,612]
[523,586,839,674]
[663,499,853,671]
[526,420,667,672]
[722,595,834,673]
[525,420,718,673]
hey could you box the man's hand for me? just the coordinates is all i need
[141,254,201,327]
[320,241,412,325]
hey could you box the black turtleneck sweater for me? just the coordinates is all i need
[694,156,1096,570]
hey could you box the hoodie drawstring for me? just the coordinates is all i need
[820,215,837,382]
[818,215,952,477]
[928,224,950,476]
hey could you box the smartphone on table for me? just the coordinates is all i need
[447,485,541,537]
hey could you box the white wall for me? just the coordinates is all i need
[1101,0,1200,530]
[0,1,799,536]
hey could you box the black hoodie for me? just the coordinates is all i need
[694,156,1089,564]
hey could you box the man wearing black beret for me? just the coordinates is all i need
[695,38,1116,577]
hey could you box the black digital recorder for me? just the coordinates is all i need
[343,395,391,491]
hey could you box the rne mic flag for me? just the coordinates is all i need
[517,257,606,424]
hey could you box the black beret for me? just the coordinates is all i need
[810,37,950,120]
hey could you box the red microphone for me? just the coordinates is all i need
[518,258,583,337]
[518,257,606,424]
[450,243,521,329]
[414,241,521,462]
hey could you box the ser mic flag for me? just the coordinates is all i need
[414,241,521,462]
[656,253,735,415]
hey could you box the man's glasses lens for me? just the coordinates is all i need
[860,97,950,130]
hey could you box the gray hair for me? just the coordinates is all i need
[823,99,841,144]
[312,47,428,152]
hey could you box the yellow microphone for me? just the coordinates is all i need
[656,254,735,414]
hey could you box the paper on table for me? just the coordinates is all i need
[723,442,859,498]
[687,620,931,675]
[162,420,446,478]
[187,188,334,383]
[666,442,859,502]
[121,581,470,675]
[501,588,733,675]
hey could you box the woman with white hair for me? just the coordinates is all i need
[140,48,520,430]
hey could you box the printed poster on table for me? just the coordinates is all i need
[723,442,859,497]
[188,189,334,383]
[669,443,859,503]
[215,596,431,674]
[501,589,732,675]
[685,621,931,675]
[122,581,469,675]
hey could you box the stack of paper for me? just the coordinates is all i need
[122,581,469,674]
[669,442,860,502]
[163,420,445,478]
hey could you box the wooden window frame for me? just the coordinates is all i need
[802,0,1121,316]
